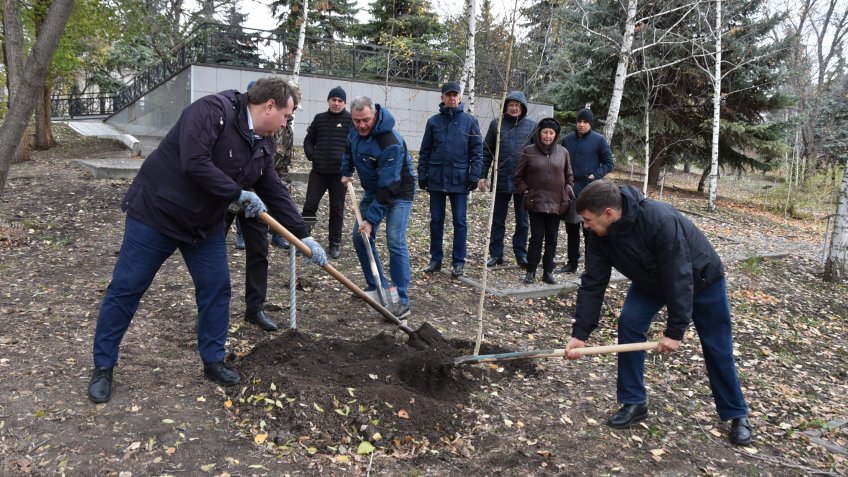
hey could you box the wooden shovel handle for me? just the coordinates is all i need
[255,211,404,328]
[454,341,659,365]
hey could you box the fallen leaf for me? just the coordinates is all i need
[224,399,233,409]
[397,409,409,419]
[199,463,215,472]
[357,441,375,455]
[165,447,176,455]
[196,396,206,402]
[650,448,666,456]
[254,433,268,444]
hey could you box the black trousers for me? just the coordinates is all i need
[225,211,269,314]
[564,220,587,265]
[302,170,346,245]
[527,211,560,274]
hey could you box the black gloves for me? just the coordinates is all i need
[467,182,477,192]
[418,178,428,191]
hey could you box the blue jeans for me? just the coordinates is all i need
[428,191,468,265]
[352,194,413,305]
[616,278,748,420]
[489,192,528,261]
[93,216,231,367]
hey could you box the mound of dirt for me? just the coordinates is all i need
[226,330,537,452]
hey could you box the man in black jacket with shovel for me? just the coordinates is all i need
[563,180,752,446]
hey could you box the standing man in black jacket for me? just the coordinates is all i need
[563,180,752,446]
[302,86,352,259]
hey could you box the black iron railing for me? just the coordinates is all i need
[52,23,531,117]
[51,92,116,118]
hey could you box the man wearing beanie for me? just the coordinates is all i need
[557,106,614,274]
[418,81,483,278]
[302,86,352,259]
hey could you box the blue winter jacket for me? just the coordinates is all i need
[122,90,308,243]
[417,102,483,193]
[561,129,614,197]
[482,91,537,193]
[340,104,416,225]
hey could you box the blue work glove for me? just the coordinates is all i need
[239,190,266,218]
[301,236,328,266]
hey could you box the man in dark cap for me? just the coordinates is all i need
[558,107,614,274]
[302,85,352,259]
[418,81,483,278]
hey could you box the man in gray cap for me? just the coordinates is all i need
[302,86,352,259]
[418,81,483,278]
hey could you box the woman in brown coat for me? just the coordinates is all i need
[514,118,574,285]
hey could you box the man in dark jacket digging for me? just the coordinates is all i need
[87,77,327,404]
[563,180,752,446]
[302,86,352,259]
[479,91,536,269]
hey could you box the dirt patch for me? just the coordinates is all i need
[1,126,846,476]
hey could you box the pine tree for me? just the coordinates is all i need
[355,0,444,48]
[270,0,359,39]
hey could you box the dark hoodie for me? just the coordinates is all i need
[482,91,537,193]
[572,185,725,342]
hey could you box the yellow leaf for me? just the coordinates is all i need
[632,435,643,442]
[254,433,268,445]
[225,457,239,465]
[357,441,375,455]
[224,399,233,409]
[336,455,350,464]
[307,446,318,454]
[162,418,175,424]
[196,396,206,402]
[199,463,215,472]
[313,403,325,413]
[650,448,666,456]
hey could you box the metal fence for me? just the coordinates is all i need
[52,23,531,117]
[50,92,116,118]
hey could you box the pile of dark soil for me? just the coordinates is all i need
[227,330,537,453]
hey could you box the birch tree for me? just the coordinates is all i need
[292,0,308,80]
[459,0,477,114]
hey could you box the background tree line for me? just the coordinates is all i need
[1,0,846,281]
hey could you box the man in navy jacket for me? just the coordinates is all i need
[564,180,752,446]
[558,108,614,273]
[341,96,416,318]
[88,77,327,404]
[418,81,483,278]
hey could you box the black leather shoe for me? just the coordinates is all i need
[542,272,557,285]
[423,260,442,273]
[523,271,536,284]
[729,417,753,445]
[557,262,578,273]
[204,361,241,386]
[88,366,113,403]
[607,403,649,428]
[516,257,529,269]
[329,243,341,259]
[451,264,464,278]
[486,256,504,267]
[245,310,278,331]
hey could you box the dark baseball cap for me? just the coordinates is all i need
[441,81,461,94]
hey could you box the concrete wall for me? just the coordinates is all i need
[108,64,554,150]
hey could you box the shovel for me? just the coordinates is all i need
[453,341,659,365]
[256,211,443,350]
[346,182,389,307]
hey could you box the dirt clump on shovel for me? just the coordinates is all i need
[227,330,537,450]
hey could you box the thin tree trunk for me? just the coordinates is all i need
[460,0,477,114]
[642,94,650,195]
[0,0,75,196]
[35,84,54,149]
[707,0,722,211]
[603,0,637,142]
[292,0,308,81]
[823,161,848,283]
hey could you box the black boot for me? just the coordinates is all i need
[606,403,649,428]
[523,271,536,284]
[423,260,442,273]
[542,272,557,285]
[203,361,241,386]
[245,310,278,331]
[729,417,753,445]
[88,366,113,403]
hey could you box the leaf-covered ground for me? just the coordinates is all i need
[0,125,846,476]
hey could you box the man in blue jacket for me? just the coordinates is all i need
[558,107,614,273]
[87,77,328,404]
[479,91,536,269]
[418,81,483,278]
[341,96,416,318]
[564,180,752,446]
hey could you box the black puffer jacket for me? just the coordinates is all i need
[304,109,352,174]
[481,91,537,193]
[572,185,725,341]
